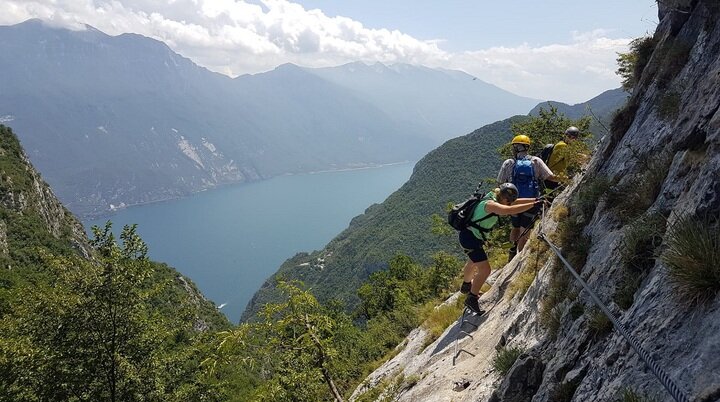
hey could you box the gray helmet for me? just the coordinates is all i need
[565,126,580,138]
[498,182,519,203]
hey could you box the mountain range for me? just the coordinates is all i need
[0,19,539,217]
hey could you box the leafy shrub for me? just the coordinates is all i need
[662,214,720,304]
[492,347,524,376]
[616,36,658,90]
[424,252,462,296]
[498,106,591,170]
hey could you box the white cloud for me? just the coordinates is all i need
[441,32,631,103]
[0,0,632,103]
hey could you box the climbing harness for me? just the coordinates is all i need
[537,208,690,402]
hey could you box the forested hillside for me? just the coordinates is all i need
[0,125,231,400]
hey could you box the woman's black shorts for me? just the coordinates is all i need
[511,204,540,228]
[459,229,488,263]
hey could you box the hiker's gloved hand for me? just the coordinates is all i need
[534,198,549,208]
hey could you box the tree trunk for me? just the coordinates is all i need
[304,314,344,402]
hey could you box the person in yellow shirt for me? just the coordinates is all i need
[542,126,580,192]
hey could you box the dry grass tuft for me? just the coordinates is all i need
[421,297,464,344]
[663,214,720,304]
[507,268,538,300]
[614,213,666,309]
[587,307,613,338]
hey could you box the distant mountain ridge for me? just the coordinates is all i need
[309,62,540,142]
[530,88,629,134]
[0,19,540,217]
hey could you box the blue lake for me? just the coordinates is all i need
[84,163,414,323]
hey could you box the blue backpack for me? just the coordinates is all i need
[512,156,539,198]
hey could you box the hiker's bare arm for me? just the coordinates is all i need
[514,198,536,204]
[485,200,539,216]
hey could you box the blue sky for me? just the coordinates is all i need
[294,0,659,51]
[1,0,659,102]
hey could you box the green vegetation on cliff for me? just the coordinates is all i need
[0,125,231,401]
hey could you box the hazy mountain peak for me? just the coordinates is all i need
[14,18,45,28]
[273,62,303,71]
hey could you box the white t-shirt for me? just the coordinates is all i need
[497,154,554,184]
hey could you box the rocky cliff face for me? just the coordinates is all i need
[353,2,720,401]
[0,124,90,257]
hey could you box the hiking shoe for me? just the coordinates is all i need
[460,281,472,294]
[464,294,484,315]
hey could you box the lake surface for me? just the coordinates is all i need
[84,163,414,323]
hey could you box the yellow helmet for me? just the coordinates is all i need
[511,135,531,145]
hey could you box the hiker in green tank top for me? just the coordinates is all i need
[466,191,499,240]
[460,183,545,315]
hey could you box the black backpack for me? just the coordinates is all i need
[540,143,555,164]
[447,186,496,233]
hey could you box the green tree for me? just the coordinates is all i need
[0,222,188,402]
[425,252,461,295]
[211,281,348,401]
[358,255,423,319]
